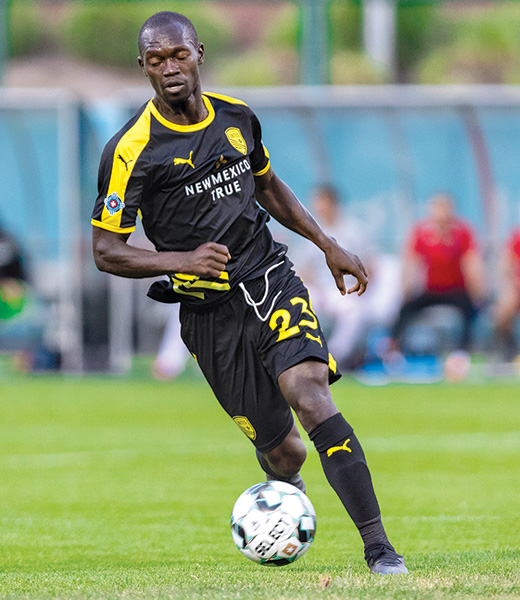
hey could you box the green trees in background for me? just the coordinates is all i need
[416,4,520,84]
[7,0,520,85]
[8,1,234,69]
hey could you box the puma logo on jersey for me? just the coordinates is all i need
[326,439,352,457]
[173,150,195,169]
[117,154,133,171]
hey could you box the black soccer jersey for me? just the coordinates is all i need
[92,92,287,308]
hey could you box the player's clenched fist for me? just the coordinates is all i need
[187,242,231,278]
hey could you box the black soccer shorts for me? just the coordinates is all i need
[179,258,341,453]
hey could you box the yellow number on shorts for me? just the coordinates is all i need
[291,297,318,330]
[269,309,301,341]
[269,296,319,342]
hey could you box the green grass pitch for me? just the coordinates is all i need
[0,371,519,599]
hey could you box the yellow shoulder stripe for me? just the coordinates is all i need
[100,104,152,230]
[203,92,248,106]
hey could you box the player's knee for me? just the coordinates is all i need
[267,437,307,478]
[279,362,336,432]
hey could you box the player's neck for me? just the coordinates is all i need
[153,92,208,126]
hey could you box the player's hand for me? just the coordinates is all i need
[324,239,368,296]
[188,242,231,278]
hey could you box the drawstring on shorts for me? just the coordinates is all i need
[239,261,284,322]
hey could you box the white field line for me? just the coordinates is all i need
[304,430,520,453]
[0,447,166,469]
[0,431,518,470]
[361,430,520,453]
[384,515,505,522]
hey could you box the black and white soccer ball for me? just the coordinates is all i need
[230,481,317,566]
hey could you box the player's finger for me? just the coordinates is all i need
[334,273,346,296]
[347,282,360,295]
[208,255,228,271]
[206,242,231,259]
[347,280,367,296]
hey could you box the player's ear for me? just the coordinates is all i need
[137,56,147,77]
[197,43,205,65]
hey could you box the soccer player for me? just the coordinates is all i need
[389,193,486,355]
[493,226,520,361]
[91,11,407,575]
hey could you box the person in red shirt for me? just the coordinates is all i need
[390,193,486,352]
[493,227,520,360]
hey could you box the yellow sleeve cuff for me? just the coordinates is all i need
[253,159,271,177]
[91,219,136,234]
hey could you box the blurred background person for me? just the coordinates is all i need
[0,220,27,322]
[0,218,57,372]
[153,304,191,380]
[493,225,520,362]
[388,193,487,360]
[293,184,400,370]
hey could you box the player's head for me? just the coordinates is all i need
[138,11,199,55]
[312,184,340,226]
[429,192,455,227]
[137,11,204,105]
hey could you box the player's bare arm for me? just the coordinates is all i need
[254,168,368,296]
[92,227,230,279]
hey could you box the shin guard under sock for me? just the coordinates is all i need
[309,412,390,548]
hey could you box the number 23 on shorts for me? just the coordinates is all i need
[269,296,323,346]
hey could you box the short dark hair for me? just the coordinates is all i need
[138,11,199,55]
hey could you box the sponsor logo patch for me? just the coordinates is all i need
[104,192,125,216]
[225,127,247,155]
[233,415,256,440]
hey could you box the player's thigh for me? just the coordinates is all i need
[255,267,341,388]
[252,269,340,432]
[179,300,294,454]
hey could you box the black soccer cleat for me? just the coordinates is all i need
[365,543,408,575]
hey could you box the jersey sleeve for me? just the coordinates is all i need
[91,139,147,234]
[249,111,270,177]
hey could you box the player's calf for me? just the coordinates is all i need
[310,412,408,573]
[256,424,307,492]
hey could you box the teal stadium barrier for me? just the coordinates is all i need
[3,86,520,371]
[0,89,82,371]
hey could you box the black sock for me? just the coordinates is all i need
[309,412,390,549]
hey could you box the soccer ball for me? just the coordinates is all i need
[230,481,317,566]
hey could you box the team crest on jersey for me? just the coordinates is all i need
[104,192,125,216]
[225,127,247,155]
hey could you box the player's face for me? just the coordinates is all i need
[138,24,204,106]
